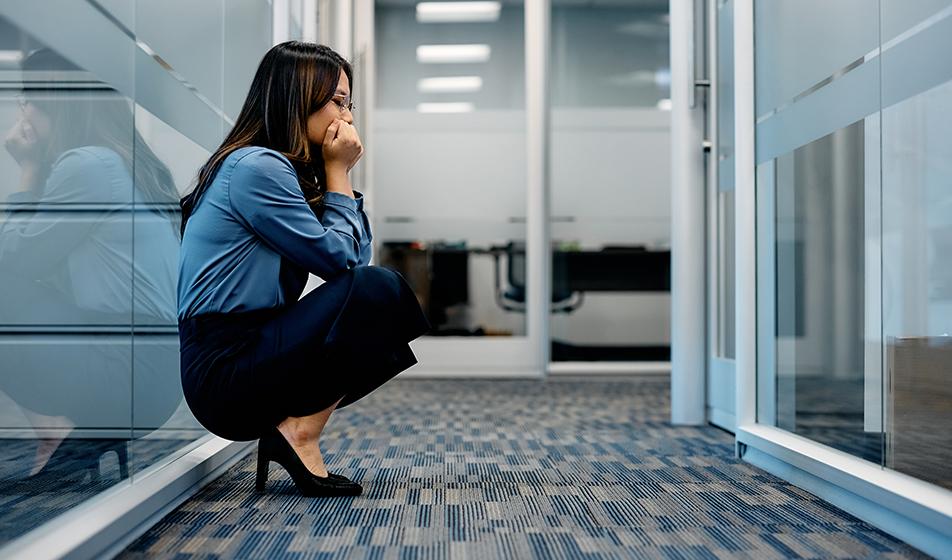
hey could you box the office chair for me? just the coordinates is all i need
[492,241,584,313]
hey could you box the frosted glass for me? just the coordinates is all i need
[136,0,224,109]
[754,0,878,116]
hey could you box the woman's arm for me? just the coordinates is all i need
[228,149,364,278]
[347,189,373,266]
[0,147,121,279]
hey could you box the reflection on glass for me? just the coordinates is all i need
[882,76,952,491]
[374,1,527,337]
[760,121,882,463]
[0,0,280,545]
[551,2,670,109]
[549,0,671,361]
[753,0,952,491]
[717,190,735,359]
[0,46,180,541]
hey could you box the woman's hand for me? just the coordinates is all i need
[4,115,42,166]
[5,116,45,192]
[322,119,363,174]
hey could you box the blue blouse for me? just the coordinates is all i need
[177,146,372,321]
[0,146,178,324]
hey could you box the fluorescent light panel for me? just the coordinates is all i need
[416,2,501,23]
[416,44,491,64]
[418,76,483,93]
[417,102,475,113]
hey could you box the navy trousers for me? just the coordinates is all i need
[178,266,431,441]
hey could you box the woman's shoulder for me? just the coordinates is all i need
[45,145,130,202]
[227,146,295,175]
[224,146,301,205]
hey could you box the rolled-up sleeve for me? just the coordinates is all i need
[228,150,362,278]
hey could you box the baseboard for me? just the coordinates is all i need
[739,426,952,560]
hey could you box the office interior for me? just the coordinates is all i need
[0,0,949,558]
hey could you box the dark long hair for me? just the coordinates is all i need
[180,41,353,236]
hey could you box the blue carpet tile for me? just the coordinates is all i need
[118,376,930,559]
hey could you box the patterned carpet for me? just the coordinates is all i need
[119,376,929,559]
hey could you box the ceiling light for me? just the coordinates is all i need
[416,2,501,23]
[417,44,491,64]
[417,102,475,113]
[418,76,483,93]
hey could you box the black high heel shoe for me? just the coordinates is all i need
[255,428,362,497]
[28,438,129,484]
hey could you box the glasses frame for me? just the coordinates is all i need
[331,94,355,114]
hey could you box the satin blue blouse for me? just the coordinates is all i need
[177,146,372,321]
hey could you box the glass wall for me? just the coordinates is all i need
[880,0,952,490]
[707,0,735,427]
[374,0,527,338]
[0,0,278,545]
[754,0,952,489]
[548,0,671,362]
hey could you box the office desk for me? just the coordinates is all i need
[380,241,669,316]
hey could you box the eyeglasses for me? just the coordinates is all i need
[331,94,355,113]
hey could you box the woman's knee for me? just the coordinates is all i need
[349,266,405,304]
[351,265,403,288]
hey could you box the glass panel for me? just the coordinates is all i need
[881,0,952,491]
[129,103,204,474]
[547,0,671,362]
[136,1,224,111]
[757,121,883,462]
[0,0,273,542]
[0,8,135,543]
[754,0,886,466]
[551,2,670,109]
[754,0,879,117]
[374,1,527,337]
[755,0,952,490]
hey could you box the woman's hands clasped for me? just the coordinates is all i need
[322,118,363,174]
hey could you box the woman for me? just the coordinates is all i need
[176,42,430,497]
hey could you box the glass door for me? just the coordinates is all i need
[547,0,672,374]
[707,0,736,430]
[369,0,543,375]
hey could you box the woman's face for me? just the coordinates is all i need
[4,96,53,164]
[306,68,352,148]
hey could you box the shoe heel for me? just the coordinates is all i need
[114,441,129,479]
[255,444,269,492]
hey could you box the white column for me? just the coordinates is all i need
[734,0,756,430]
[303,0,318,42]
[670,0,707,425]
[272,0,290,45]
[335,0,353,59]
[526,0,551,373]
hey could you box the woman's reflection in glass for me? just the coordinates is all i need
[0,48,181,484]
